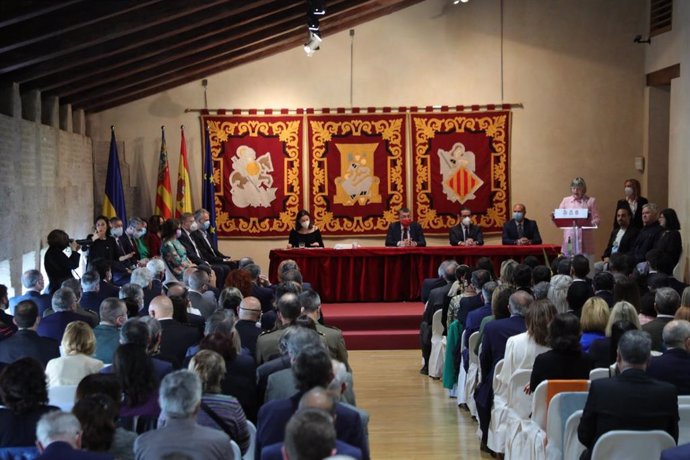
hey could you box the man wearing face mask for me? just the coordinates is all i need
[502,203,542,245]
[178,212,230,283]
[192,208,236,270]
[384,207,426,247]
[110,217,140,270]
[126,217,151,260]
[449,206,484,246]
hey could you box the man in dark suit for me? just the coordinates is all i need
[501,203,542,245]
[36,411,113,460]
[643,287,680,351]
[646,320,690,395]
[475,290,531,452]
[632,203,664,264]
[192,208,236,271]
[449,206,484,246]
[592,271,614,308]
[420,260,453,304]
[578,330,679,460]
[255,345,368,460]
[244,263,275,312]
[462,280,497,372]
[148,295,202,364]
[178,212,229,283]
[601,206,640,262]
[186,269,217,319]
[110,217,140,270]
[79,270,102,313]
[385,207,426,247]
[37,287,91,342]
[9,269,51,316]
[236,296,262,358]
[0,300,59,367]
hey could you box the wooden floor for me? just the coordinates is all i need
[349,349,493,459]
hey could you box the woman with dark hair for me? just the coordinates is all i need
[655,208,682,269]
[529,313,592,392]
[73,393,136,460]
[0,357,59,447]
[287,209,324,248]
[614,178,648,229]
[160,218,194,281]
[613,276,641,312]
[224,269,253,297]
[475,284,514,354]
[144,215,164,257]
[88,215,131,284]
[112,343,160,423]
[44,229,81,294]
[198,331,258,423]
[189,350,250,454]
[0,284,16,338]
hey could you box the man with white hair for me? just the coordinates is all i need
[78,270,101,313]
[131,266,162,312]
[134,370,233,459]
[643,287,681,351]
[36,287,90,342]
[35,411,112,459]
[646,319,690,395]
[9,269,51,315]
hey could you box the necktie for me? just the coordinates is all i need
[463,226,467,240]
[518,223,524,238]
[403,227,409,241]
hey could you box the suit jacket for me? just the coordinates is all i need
[158,319,202,363]
[0,309,17,338]
[316,322,351,372]
[221,354,259,423]
[256,391,368,460]
[661,443,690,460]
[256,354,291,403]
[251,283,275,313]
[0,329,59,367]
[614,197,648,229]
[134,417,233,460]
[420,277,446,304]
[578,368,678,460]
[385,221,426,247]
[9,291,52,316]
[114,234,139,267]
[37,441,113,460]
[36,310,91,342]
[646,348,690,395]
[191,229,228,263]
[261,440,362,460]
[256,324,289,365]
[93,323,120,363]
[449,223,484,246]
[501,218,542,245]
[632,221,664,263]
[265,368,357,407]
[529,349,592,392]
[177,229,205,265]
[667,277,689,297]
[602,225,640,259]
[235,320,261,359]
[188,290,217,319]
[595,290,614,308]
[80,290,102,313]
[642,316,675,352]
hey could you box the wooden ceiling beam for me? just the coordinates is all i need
[0,0,85,28]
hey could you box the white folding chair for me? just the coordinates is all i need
[545,392,589,460]
[230,440,242,460]
[464,331,481,417]
[507,368,533,420]
[428,309,446,378]
[531,380,550,431]
[456,329,467,404]
[488,368,531,454]
[244,420,256,460]
[678,395,690,405]
[591,430,675,460]
[589,368,610,381]
[563,410,586,460]
[47,385,77,411]
[678,404,690,445]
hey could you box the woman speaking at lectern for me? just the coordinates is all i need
[557,177,600,259]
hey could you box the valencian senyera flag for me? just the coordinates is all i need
[102,127,127,223]
[202,123,218,248]
[155,126,173,219]
[175,126,193,217]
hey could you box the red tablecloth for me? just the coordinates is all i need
[268,245,561,302]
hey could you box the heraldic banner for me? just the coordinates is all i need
[411,111,511,235]
[308,114,406,236]
[203,115,303,238]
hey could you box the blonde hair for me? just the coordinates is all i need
[580,297,609,333]
[605,301,641,336]
[189,349,226,394]
[674,305,690,322]
[62,320,96,355]
[681,286,690,308]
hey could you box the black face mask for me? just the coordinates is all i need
[445,274,456,283]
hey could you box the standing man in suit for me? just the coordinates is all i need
[9,269,51,316]
[502,203,542,245]
[449,206,484,246]
[578,330,679,460]
[385,207,426,247]
[148,295,202,364]
[0,300,59,367]
[646,320,690,395]
[643,287,681,351]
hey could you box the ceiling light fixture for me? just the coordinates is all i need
[304,31,322,57]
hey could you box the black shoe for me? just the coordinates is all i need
[480,443,496,457]
[419,366,428,375]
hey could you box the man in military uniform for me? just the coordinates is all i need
[298,289,350,372]
[256,290,302,364]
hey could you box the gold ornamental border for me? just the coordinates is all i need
[205,117,302,236]
[309,116,406,233]
[411,111,510,233]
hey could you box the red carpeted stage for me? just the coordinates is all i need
[321,302,421,350]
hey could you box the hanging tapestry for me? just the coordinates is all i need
[308,113,406,235]
[410,111,511,235]
[203,115,303,238]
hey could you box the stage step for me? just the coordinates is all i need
[342,329,420,350]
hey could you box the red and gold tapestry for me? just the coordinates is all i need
[202,115,302,238]
[308,114,406,235]
[411,111,511,234]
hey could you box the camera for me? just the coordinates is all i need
[74,236,93,249]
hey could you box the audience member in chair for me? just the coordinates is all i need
[643,287,681,351]
[112,343,161,424]
[9,269,51,316]
[587,301,640,368]
[37,288,93,342]
[186,269,217,319]
[45,321,104,387]
[35,411,113,460]
[257,292,303,364]
[93,298,128,364]
[0,358,59,447]
[73,393,136,460]
[646,319,690,395]
[299,289,350,372]
[0,300,59,367]
[420,260,455,304]
[134,370,234,460]
[462,280,498,372]
[578,330,679,460]
[148,295,202,364]
[235,296,262,358]
[0,283,16,339]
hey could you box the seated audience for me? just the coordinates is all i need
[579,297,609,352]
[235,296,262,358]
[218,286,243,312]
[119,283,144,318]
[37,287,92,342]
[112,343,160,423]
[499,259,518,286]
[144,215,163,258]
[299,289,350,371]
[73,394,135,460]
[530,313,592,391]
[0,284,16,339]
[532,265,551,286]
[159,219,194,281]
[643,287,681,351]
[613,275,641,310]
[512,264,533,294]
[187,269,217,319]
[587,301,640,368]
[9,269,51,315]
[0,358,59,447]
[592,271,614,308]
[475,285,514,356]
[566,281,591,318]
[257,292,303,364]
[134,370,234,459]
[88,259,120,299]
[578,330,678,460]
[655,208,682,269]
[35,411,113,460]
[188,350,250,453]
[461,281,498,372]
[547,274,573,314]
[601,205,639,264]
[93,298,128,364]
[244,263,278,312]
[45,321,104,387]
[79,271,102,314]
[646,319,690,395]
[49,279,99,326]
[0,300,59,367]
[148,295,202,364]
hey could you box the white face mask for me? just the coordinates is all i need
[624,186,634,197]
[111,227,123,237]
[462,217,471,227]
[301,220,310,229]
[190,222,199,232]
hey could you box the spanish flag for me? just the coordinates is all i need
[102,127,127,223]
[154,126,173,219]
[175,126,193,217]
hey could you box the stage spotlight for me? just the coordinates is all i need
[304,31,322,57]
[307,13,320,32]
